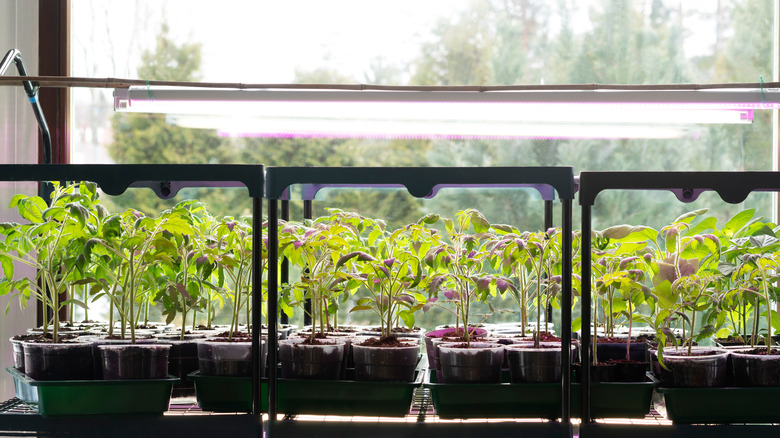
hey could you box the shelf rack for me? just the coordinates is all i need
[264,166,575,438]
[0,164,265,437]
[578,171,780,438]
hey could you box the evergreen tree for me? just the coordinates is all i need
[106,24,246,216]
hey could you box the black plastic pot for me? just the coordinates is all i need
[612,360,649,382]
[438,342,504,384]
[23,342,94,381]
[595,340,649,362]
[99,344,170,380]
[279,338,345,380]
[351,342,419,382]
[572,362,617,383]
[656,347,729,387]
[730,348,780,386]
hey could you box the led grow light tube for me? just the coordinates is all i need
[113,87,766,139]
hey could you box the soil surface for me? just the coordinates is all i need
[739,348,780,355]
[358,336,410,347]
[605,358,645,365]
[598,336,648,344]
[536,332,560,342]
[298,337,341,345]
[22,333,80,343]
[212,331,251,338]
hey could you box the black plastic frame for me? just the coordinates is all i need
[0,164,265,436]
[265,166,575,438]
[578,171,780,437]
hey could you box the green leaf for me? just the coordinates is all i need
[685,216,717,237]
[68,203,89,228]
[470,210,490,233]
[1,257,14,279]
[161,217,195,235]
[17,197,48,223]
[761,309,780,332]
[674,209,709,224]
[722,209,756,238]
[601,225,657,243]
[398,309,415,328]
[443,218,454,234]
[418,214,440,225]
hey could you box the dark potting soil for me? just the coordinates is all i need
[23,333,79,343]
[390,326,421,333]
[12,333,45,342]
[102,334,156,341]
[358,336,408,347]
[442,343,486,349]
[536,332,560,342]
[208,336,252,342]
[717,336,746,346]
[439,336,470,343]
[598,336,648,344]
[212,331,251,339]
[739,348,780,355]
[298,337,343,345]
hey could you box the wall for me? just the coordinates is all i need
[0,0,39,400]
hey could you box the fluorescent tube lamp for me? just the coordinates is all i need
[113,87,768,140]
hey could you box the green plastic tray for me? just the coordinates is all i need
[190,370,422,416]
[189,371,265,413]
[572,377,657,418]
[424,369,562,419]
[425,370,657,419]
[658,386,780,424]
[7,367,178,418]
[277,371,422,416]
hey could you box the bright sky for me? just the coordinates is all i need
[72,0,472,83]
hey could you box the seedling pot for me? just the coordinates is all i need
[23,342,94,381]
[656,347,729,387]
[506,343,573,383]
[279,338,345,379]
[423,327,487,378]
[730,348,780,386]
[572,362,617,383]
[197,338,261,377]
[351,342,419,382]
[438,342,504,384]
[89,336,158,379]
[612,360,649,382]
[595,340,649,362]
[99,344,170,380]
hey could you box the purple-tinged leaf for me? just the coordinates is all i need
[443,290,460,300]
[428,276,445,294]
[475,277,491,292]
[619,256,639,269]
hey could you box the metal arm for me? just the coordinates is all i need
[1,49,52,164]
